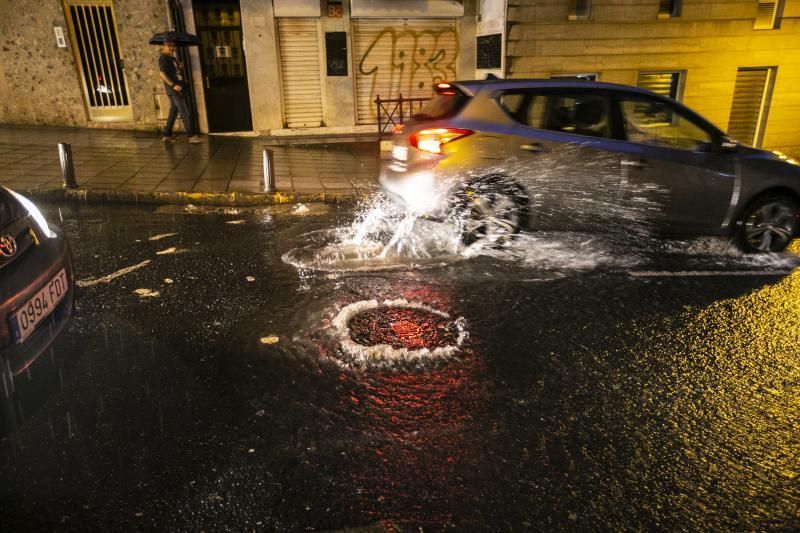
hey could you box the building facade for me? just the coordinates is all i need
[0,0,798,156]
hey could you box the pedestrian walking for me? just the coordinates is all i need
[159,41,201,143]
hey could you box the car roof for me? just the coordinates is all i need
[454,78,660,96]
[451,78,724,136]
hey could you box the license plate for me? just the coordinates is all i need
[10,268,68,343]
[392,145,408,162]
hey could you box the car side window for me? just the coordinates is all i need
[499,90,610,138]
[619,97,712,151]
[542,93,611,139]
[498,91,547,129]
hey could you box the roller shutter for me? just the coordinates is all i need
[353,18,459,125]
[277,18,323,128]
[727,67,772,146]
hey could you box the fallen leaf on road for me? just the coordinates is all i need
[134,288,160,298]
[156,247,177,255]
[149,232,177,241]
[226,219,245,225]
[260,335,279,344]
[164,278,174,284]
[77,260,151,287]
[246,276,256,282]
[293,203,310,214]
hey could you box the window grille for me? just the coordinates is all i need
[754,1,780,30]
[63,0,133,121]
[727,67,776,147]
[637,71,682,100]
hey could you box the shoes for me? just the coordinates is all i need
[161,136,178,142]
[188,135,202,144]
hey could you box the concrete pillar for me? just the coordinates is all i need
[321,1,356,127]
[240,0,283,131]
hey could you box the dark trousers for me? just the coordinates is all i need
[164,91,196,137]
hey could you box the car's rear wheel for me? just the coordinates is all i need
[736,194,799,253]
[454,176,528,246]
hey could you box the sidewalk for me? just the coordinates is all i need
[0,125,381,204]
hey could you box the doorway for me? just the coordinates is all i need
[193,0,253,132]
[63,0,133,122]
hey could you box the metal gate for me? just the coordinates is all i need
[353,19,459,125]
[727,67,775,147]
[63,0,133,122]
[276,18,323,128]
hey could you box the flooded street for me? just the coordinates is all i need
[1,200,798,531]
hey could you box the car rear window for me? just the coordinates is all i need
[413,93,469,121]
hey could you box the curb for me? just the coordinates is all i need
[18,187,363,207]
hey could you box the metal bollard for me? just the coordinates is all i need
[262,147,276,193]
[58,143,78,189]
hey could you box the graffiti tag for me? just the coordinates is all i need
[358,27,458,120]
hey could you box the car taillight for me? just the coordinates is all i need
[408,128,473,155]
[435,82,458,96]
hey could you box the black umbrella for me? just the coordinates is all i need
[149,31,201,46]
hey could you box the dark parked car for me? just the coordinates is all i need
[0,187,73,375]
[380,79,800,252]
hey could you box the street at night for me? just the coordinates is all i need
[1,200,798,531]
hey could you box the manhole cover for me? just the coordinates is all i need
[331,299,467,369]
[348,307,460,350]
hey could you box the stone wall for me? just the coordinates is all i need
[114,0,172,130]
[506,0,800,157]
[0,1,87,126]
[0,0,169,131]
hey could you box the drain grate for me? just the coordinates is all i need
[348,307,460,350]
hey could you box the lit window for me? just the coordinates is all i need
[658,0,681,18]
[754,0,782,30]
[569,0,591,20]
[637,71,683,101]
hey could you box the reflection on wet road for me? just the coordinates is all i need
[0,201,798,530]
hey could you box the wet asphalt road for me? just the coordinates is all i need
[1,201,799,531]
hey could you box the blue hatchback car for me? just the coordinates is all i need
[380,79,800,252]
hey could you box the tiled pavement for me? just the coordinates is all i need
[0,125,380,196]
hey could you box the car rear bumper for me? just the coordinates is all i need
[0,234,74,376]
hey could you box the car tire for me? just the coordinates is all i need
[736,193,800,253]
[453,175,529,246]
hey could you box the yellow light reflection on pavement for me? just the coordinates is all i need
[626,242,800,527]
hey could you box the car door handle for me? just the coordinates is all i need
[622,159,653,169]
[521,143,545,153]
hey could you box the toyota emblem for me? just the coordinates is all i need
[0,235,17,257]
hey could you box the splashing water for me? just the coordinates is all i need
[282,194,465,272]
[282,152,800,274]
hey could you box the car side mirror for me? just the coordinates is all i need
[719,136,739,153]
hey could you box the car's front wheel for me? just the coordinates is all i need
[736,194,799,253]
[453,176,528,246]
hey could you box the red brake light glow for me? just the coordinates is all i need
[408,128,474,154]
